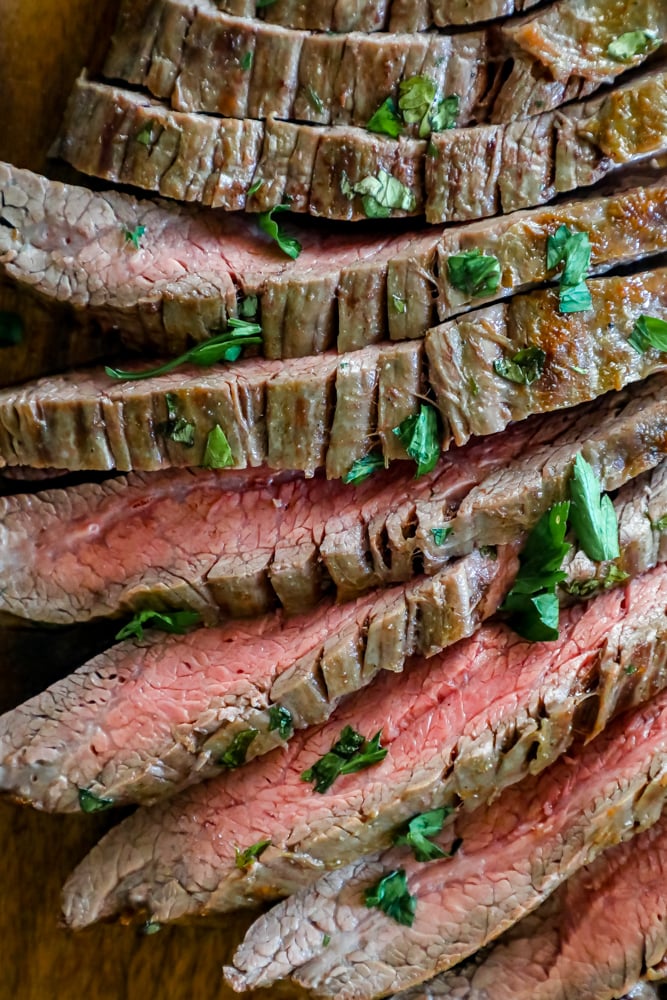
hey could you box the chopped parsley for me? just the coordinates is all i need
[258,204,302,259]
[136,121,156,146]
[115,608,201,642]
[561,563,629,598]
[607,30,658,62]
[123,224,146,250]
[340,168,416,219]
[247,177,264,197]
[364,869,416,926]
[569,454,620,563]
[301,725,387,794]
[367,97,403,138]
[392,294,407,313]
[394,808,456,862]
[431,527,452,546]
[447,249,501,298]
[625,664,638,675]
[268,704,293,740]
[202,425,234,469]
[217,729,259,769]
[494,346,546,386]
[78,788,114,813]
[546,225,592,314]
[651,514,667,532]
[305,85,324,115]
[628,315,667,354]
[398,77,459,138]
[344,452,385,485]
[322,934,331,947]
[392,404,441,478]
[161,393,195,447]
[0,311,23,347]
[240,51,253,70]
[139,921,162,936]
[235,839,272,870]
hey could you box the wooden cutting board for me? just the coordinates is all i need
[0,3,305,996]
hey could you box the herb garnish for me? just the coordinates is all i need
[546,225,592,314]
[248,178,264,197]
[561,563,629,598]
[123,224,146,250]
[392,404,441,477]
[301,725,387,793]
[258,205,302,259]
[240,51,253,70]
[136,121,156,146]
[367,97,403,138]
[651,514,667,532]
[105,318,262,381]
[494,346,546,386]
[394,808,456,862]
[162,393,195,447]
[628,315,667,354]
[398,78,458,138]
[139,921,162,936]
[431,527,452,546]
[218,728,259,769]
[392,294,407,313]
[322,934,331,947]
[0,311,23,347]
[447,249,501,298]
[569,454,620,563]
[364,869,417,926]
[340,168,416,219]
[625,664,638,675]
[344,452,385,485]
[607,30,657,62]
[268,704,293,740]
[235,839,272,870]
[78,788,114,813]
[305,85,324,115]
[115,608,201,642]
[202,425,234,469]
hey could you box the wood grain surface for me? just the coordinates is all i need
[0,3,305,997]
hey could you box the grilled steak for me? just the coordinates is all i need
[225,677,667,998]
[3,376,667,624]
[0,546,516,811]
[3,267,667,473]
[56,68,667,223]
[62,562,667,929]
[4,162,667,359]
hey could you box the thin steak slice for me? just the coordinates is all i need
[56,67,667,223]
[63,561,667,929]
[225,674,667,998]
[3,267,667,474]
[0,545,517,811]
[4,162,667,360]
[103,0,662,129]
[2,375,667,625]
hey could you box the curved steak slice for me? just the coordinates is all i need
[226,672,667,998]
[63,563,667,929]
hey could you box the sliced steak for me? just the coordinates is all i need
[56,68,667,223]
[4,161,667,359]
[3,267,667,473]
[3,375,667,625]
[63,562,667,928]
[104,0,660,129]
[225,676,667,998]
[0,546,516,811]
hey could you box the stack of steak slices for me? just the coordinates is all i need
[3,0,667,997]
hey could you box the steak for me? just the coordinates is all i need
[0,546,517,811]
[4,162,667,360]
[56,68,667,223]
[62,562,667,928]
[225,678,667,998]
[103,0,659,129]
[3,267,667,473]
[3,376,667,624]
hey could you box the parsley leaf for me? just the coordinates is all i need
[494,346,546,386]
[430,94,459,132]
[392,404,441,477]
[139,921,162,936]
[569,454,620,563]
[305,85,324,115]
[123,224,146,250]
[247,178,264,197]
[394,808,455,862]
[115,608,201,642]
[0,311,23,347]
[607,30,657,62]
[268,704,293,740]
[235,839,271,870]
[240,51,253,70]
[218,728,259,769]
[546,226,592,314]
[431,527,452,545]
[392,294,407,313]
[78,788,114,813]
[340,168,416,218]
[559,281,593,314]
[651,514,667,532]
[136,121,155,146]
[161,393,195,447]
[258,205,302,259]
[447,249,501,298]
[398,75,436,138]
[203,425,234,469]
[322,934,331,947]
[628,315,667,354]
[344,452,385,485]
[367,97,403,138]
[561,563,629,598]
[301,725,387,793]
[364,869,417,926]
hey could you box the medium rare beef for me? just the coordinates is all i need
[104,0,659,129]
[0,546,516,811]
[225,677,667,998]
[4,162,667,359]
[56,68,667,223]
[62,563,667,928]
[3,268,667,474]
[3,376,667,624]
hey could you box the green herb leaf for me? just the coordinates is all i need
[367,97,403,138]
[561,563,629,598]
[398,75,436,137]
[628,315,667,354]
[364,869,417,926]
[161,393,195,447]
[625,664,638,675]
[344,452,385,485]
[322,934,331,947]
[235,838,272,870]
[203,425,234,469]
[78,788,114,813]
[494,346,546,386]
[546,226,592,314]
[392,404,441,478]
[301,725,387,793]
[0,311,23,347]
[394,808,454,862]
[392,294,407,313]
[502,589,561,642]
[607,30,657,62]
[268,704,293,740]
[258,205,302,259]
[431,527,452,545]
[340,168,416,219]
[569,454,620,563]
[123,224,146,250]
[139,921,162,936]
[248,178,264,197]
[218,729,258,769]
[429,94,459,132]
[651,514,667,532]
[447,249,501,298]
[136,121,155,146]
[240,51,253,70]
[559,281,592,314]
[306,85,324,115]
[115,608,201,642]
